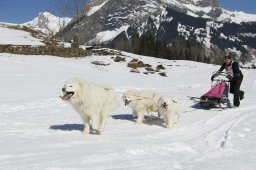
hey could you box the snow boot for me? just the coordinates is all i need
[240,91,244,100]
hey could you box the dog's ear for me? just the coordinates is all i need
[170,97,179,104]
[78,79,87,93]
[78,80,83,89]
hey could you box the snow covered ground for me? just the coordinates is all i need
[0,24,256,170]
[0,24,44,46]
[0,52,256,170]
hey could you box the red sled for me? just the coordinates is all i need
[200,72,232,108]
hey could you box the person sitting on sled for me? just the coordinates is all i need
[211,54,244,107]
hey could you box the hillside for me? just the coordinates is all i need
[1,52,256,170]
[0,23,45,46]
[0,23,115,57]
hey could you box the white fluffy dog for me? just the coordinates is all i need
[158,96,181,128]
[123,89,160,124]
[60,78,119,135]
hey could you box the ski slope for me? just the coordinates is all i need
[0,52,256,170]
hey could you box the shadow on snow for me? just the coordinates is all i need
[111,114,165,127]
[50,123,84,132]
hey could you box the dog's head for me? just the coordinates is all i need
[60,79,83,101]
[158,96,170,111]
[159,96,179,111]
[123,90,136,106]
[123,94,133,106]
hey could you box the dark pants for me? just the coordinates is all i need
[230,73,244,107]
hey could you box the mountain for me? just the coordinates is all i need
[163,0,256,24]
[23,12,72,35]
[56,0,256,63]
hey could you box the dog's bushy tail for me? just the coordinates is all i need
[101,87,120,117]
[95,83,114,91]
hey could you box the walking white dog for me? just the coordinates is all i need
[60,78,119,135]
[158,96,181,128]
[123,89,160,124]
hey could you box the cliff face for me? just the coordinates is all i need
[56,0,256,61]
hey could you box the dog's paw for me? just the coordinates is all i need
[135,121,142,125]
[91,130,101,135]
[166,124,174,128]
[144,119,153,125]
[82,130,90,135]
[147,116,153,121]
[132,114,137,117]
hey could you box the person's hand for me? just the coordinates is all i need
[211,76,215,81]
[211,71,220,81]
[227,75,232,81]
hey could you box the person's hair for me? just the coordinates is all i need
[224,55,232,60]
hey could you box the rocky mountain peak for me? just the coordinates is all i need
[192,0,220,7]
[56,0,256,63]
[23,12,71,35]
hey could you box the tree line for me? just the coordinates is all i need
[110,32,212,64]
[51,1,224,65]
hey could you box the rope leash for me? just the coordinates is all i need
[115,91,157,100]
[117,91,201,114]
[116,91,192,101]
[117,90,187,108]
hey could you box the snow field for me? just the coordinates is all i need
[0,53,256,170]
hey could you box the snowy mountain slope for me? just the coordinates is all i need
[0,23,45,46]
[218,9,256,24]
[23,12,71,35]
[57,0,256,62]
[163,0,256,23]
[0,52,256,170]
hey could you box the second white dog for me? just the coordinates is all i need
[123,89,160,124]
[158,96,181,128]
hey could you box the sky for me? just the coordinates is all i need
[0,0,256,24]
[0,0,54,23]
[219,0,256,14]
